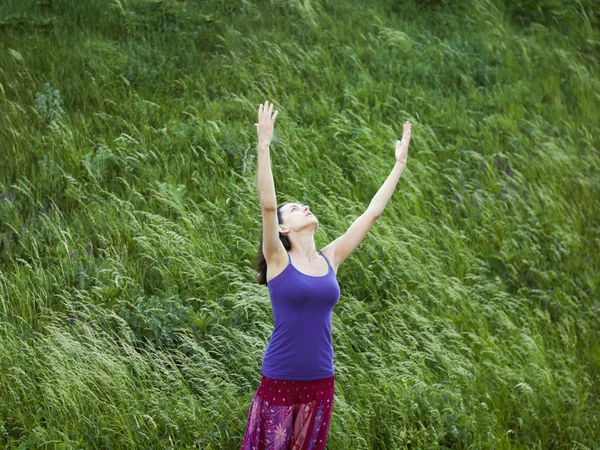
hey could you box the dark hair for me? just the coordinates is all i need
[253,202,292,285]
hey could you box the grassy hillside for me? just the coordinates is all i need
[1,0,599,448]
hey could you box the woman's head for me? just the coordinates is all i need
[277,201,318,235]
[253,201,318,285]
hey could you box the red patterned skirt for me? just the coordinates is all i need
[240,373,335,450]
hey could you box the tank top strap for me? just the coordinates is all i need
[319,250,332,270]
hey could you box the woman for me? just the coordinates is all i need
[241,101,411,450]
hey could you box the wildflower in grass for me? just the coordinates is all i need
[506,165,513,176]
[454,192,462,203]
[34,82,65,125]
[87,241,92,256]
[494,153,501,169]
[472,197,479,207]
[69,250,76,259]
[69,311,76,326]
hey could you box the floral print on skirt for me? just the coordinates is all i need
[241,373,335,450]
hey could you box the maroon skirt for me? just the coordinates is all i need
[240,373,335,450]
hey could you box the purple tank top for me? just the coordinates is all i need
[262,250,341,380]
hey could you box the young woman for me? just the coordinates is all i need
[241,100,411,450]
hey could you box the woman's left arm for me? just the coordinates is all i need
[321,122,411,268]
[366,120,411,218]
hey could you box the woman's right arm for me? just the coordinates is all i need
[257,143,276,210]
[255,101,284,263]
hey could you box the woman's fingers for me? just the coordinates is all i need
[258,101,278,124]
[258,102,268,121]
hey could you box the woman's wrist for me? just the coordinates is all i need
[395,159,406,170]
[258,142,270,151]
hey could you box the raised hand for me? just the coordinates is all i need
[254,100,279,147]
[395,121,411,166]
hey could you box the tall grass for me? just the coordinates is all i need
[0,0,599,448]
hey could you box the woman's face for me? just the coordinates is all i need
[281,202,318,231]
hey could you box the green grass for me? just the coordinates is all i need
[0,0,599,448]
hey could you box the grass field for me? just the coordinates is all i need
[1,0,599,448]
